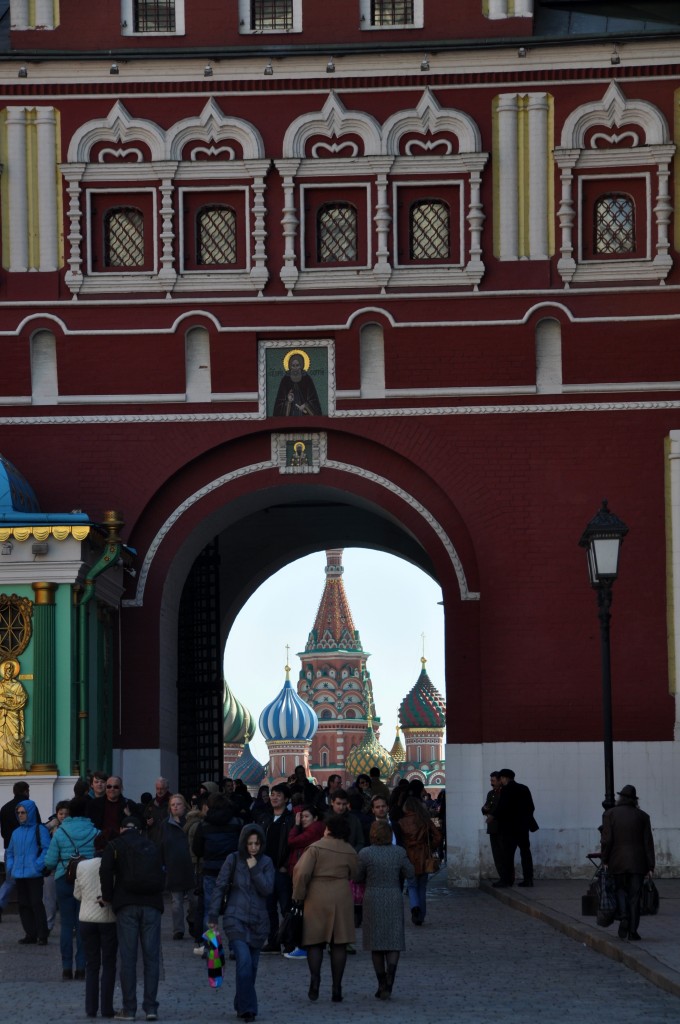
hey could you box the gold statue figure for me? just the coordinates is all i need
[0,658,28,772]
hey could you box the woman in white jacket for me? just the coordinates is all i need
[74,846,118,1019]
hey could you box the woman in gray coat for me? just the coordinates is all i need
[207,823,274,1023]
[357,820,414,999]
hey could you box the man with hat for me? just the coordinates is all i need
[601,784,655,941]
[488,768,537,888]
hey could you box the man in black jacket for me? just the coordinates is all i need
[100,816,164,1021]
[256,783,294,952]
[489,768,537,888]
[601,784,655,941]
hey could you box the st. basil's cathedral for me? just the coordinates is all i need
[223,549,446,791]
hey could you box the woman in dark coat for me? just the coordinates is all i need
[398,796,442,926]
[357,820,415,999]
[207,823,274,1023]
[160,794,196,940]
[292,813,359,1003]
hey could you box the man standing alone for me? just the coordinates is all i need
[601,784,655,941]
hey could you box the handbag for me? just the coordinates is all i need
[62,828,85,884]
[424,827,441,874]
[640,877,659,916]
[277,900,304,952]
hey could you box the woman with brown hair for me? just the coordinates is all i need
[397,795,442,926]
[357,819,414,999]
[292,813,359,1003]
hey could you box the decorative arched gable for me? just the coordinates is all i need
[382,89,482,156]
[282,92,382,159]
[61,101,269,297]
[554,82,675,286]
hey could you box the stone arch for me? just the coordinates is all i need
[67,101,166,162]
[166,98,265,161]
[560,82,670,149]
[282,92,382,158]
[382,89,483,156]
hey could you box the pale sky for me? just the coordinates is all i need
[223,547,445,768]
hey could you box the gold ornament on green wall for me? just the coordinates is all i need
[0,594,33,658]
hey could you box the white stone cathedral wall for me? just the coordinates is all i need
[445,740,680,886]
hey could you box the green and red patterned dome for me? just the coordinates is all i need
[398,659,446,730]
[223,679,256,745]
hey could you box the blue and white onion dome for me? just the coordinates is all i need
[259,666,318,742]
[228,743,266,787]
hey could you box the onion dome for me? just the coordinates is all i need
[223,680,256,745]
[390,727,406,764]
[0,454,40,514]
[345,717,395,779]
[398,658,446,729]
[228,743,265,787]
[259,666,318,742]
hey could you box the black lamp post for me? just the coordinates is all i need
[579,500,629,811]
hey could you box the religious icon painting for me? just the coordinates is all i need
[260,340,334,418]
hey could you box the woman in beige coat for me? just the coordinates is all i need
[292,813,359,1003]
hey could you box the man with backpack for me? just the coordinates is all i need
[100,816,165,1022]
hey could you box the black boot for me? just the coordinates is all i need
[308,974,320,1002]
[375,973,388,999]
[386,964,397,995]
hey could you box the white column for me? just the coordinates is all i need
[497,94,519,261]
[249,169,269,294]
[527,93,549,260]
[10,0,30,30]
[276,159,300,294]
[36,106,58,271]
[513,0,534,16]
[6,107,29,272]
[373,169,392,290]
[555,151,578,285]
[62,165,85,294]
[158,172,177,285]
[35,0,55,29]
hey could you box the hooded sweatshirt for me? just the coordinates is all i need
[208,823,274,947]
[5,799,51,879]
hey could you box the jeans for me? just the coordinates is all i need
[170,889,191,935]
[407,874,429,920]
[116,904,161,1016]
[202,874,217,932]
[56,874,86,970]
[231,938,260,1017]
[80,921,118,1018]
[43,873,57,930]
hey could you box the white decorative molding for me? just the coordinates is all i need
[382,89,482,156]
[497,93,550,261]
[122,454,476,608]
[554,83,675,286]
[62,101,268,296]
[283,93,383,159]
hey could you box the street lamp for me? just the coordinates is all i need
[579,500,629,811]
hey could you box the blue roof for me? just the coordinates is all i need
[259,678,318,743]
[0,453,90,524]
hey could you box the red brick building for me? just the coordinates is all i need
[0,2,679,881]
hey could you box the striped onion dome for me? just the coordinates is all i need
[259,667,318,743]
[398,658,446,730]
[223,680,256,745]
[390,727,406,764]
[228,743,265,787]
[345,717,395,779]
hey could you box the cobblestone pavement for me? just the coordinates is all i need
[0,875,678,1023]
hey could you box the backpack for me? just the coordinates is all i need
[116,833,165,894]
[61,826,85,884]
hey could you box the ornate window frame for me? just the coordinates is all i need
[275,90,487,294]
[554,82,674,286]
[61,99,269,296]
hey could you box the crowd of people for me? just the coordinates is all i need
[0,768,446,1021]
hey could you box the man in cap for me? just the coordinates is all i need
[601,784,655,941]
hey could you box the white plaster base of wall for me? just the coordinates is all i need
[112,748,179,799]
[446,740,680,886]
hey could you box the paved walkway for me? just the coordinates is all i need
[0,870,677,1022]
[481,876,680,997]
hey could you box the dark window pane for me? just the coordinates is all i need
[250,0,293,30]
[371,0,415,25]
[104,207,145,268]
[410,200,450,260]
[317,203,358,263]
[594,193,635,255]
[197,206,237,265]
[134,1,176,32]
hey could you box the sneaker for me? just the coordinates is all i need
[283,947,307,959]
[113,1013,136,1022]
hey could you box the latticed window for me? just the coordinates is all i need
[134,0,176,31]
[410,200,450,260]
[371,0,414,24]
[197,206,237,266]
[318,203,358,263]
[593,193,635,255]
[104,207,145,268]
[250,0,293,30]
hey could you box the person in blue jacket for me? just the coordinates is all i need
[44,795,100,979]
[5,798,50,944]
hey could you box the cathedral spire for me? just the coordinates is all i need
[304,548,363,653]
